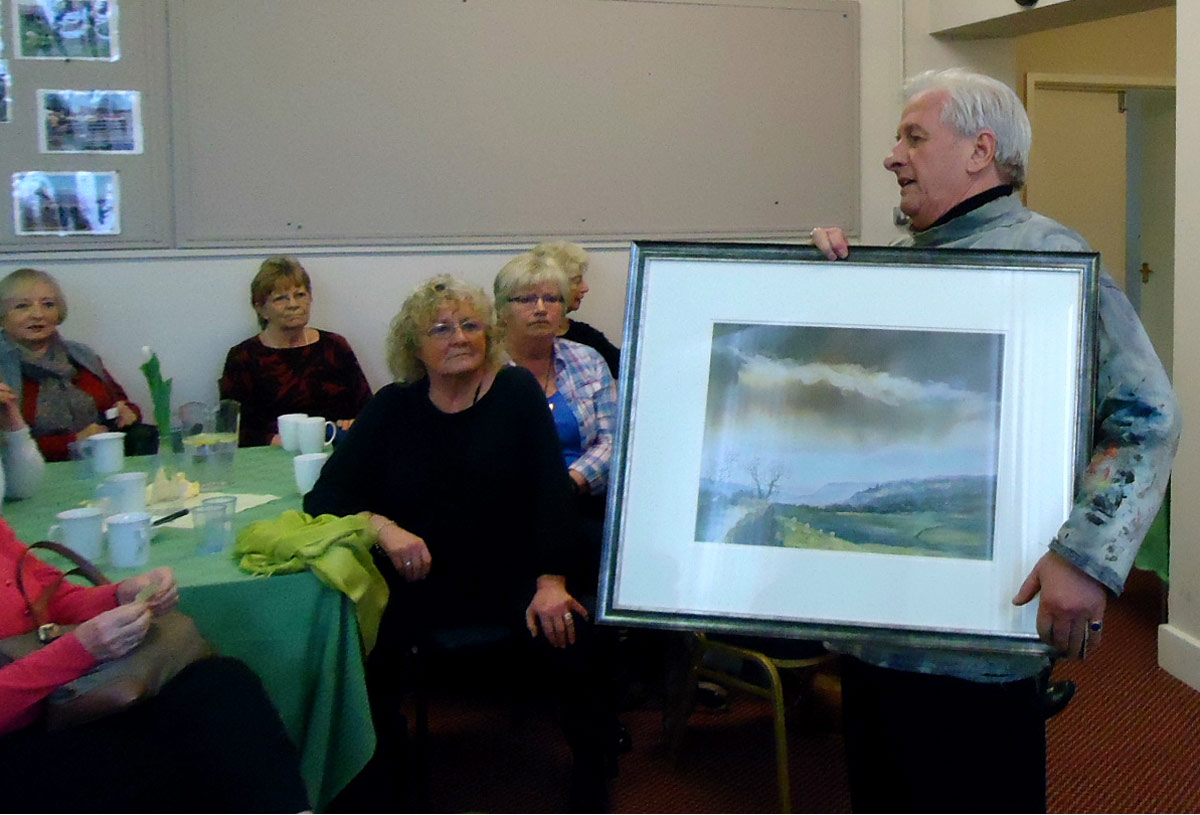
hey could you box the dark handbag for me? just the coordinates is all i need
[0,541,213,730]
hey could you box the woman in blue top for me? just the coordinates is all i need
[495,253,617,589]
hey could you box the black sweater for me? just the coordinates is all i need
[304,366,577,608]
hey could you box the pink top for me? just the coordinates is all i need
[0,521,118,735]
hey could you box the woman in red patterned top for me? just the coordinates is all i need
[219,256,373,447]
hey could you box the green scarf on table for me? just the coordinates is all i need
[235,510,388,654]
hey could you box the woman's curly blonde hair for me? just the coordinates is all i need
[385,274,504,382]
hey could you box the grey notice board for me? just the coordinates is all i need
[0,3,171,250]
[1,0,859,249]
[169,0,859,247]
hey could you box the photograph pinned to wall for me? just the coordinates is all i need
[0,61,10,123]
[38,89,141,152]
[13,0,118,60]
[12,170,120,234]
[695,322,1004,561]
[600,241,1098,657]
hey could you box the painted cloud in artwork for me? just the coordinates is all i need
[699,322,1004,496]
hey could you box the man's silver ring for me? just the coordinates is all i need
[1088,620,1103,632]
[563,613,573,621]
[404,560,412,567]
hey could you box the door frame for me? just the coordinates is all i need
[1025,72,1175,300]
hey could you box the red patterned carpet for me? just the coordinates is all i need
[1047,569,1200,813]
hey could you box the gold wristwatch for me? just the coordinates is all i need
[36,623,63,644]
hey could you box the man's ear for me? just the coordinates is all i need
[967,130,998,174]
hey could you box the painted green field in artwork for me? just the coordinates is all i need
[778,506,990,559]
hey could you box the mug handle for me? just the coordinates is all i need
[324,421,336,447]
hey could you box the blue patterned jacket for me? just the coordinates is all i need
[839,193,1181,681]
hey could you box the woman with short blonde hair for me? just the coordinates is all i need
[385,274,504,383]
[529,241,620,375]
[305,272,617,809]
[0,268,147,461]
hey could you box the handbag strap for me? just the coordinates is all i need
[16,541,111,626]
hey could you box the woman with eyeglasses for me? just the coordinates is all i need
[0,268,152,462]
[303,274,617,810]
[219,256,372,447]
[495,253,617,594]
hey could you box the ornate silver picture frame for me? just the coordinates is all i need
[599,241,1098,657]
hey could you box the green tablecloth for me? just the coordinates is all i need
[2,446,374,811]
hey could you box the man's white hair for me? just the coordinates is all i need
[904,68,1032,189]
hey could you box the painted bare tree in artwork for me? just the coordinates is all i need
[746,458,783,500]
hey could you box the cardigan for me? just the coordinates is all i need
[0,521,119,735]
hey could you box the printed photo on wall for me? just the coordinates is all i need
[0,62,10,123]
[12,170,120,235]
[13,0,118,61]
[38,89,141,152]
[693,322,1003,561]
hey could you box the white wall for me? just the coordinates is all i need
[0,247,635,411]
[1159,2,1200,692]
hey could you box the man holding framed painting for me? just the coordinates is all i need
[812,68,1180,812]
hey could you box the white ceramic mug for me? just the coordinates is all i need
[88,431,126,475]
[107,511,151,568]
[95,471,147,515]
[277,413,308,452]
[293,452,329,496]
[296,416,335,455]
[47,507,105,562]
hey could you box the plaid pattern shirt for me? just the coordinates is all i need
[553,338,617,493]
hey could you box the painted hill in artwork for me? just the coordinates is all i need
[826,475,995,515]
[706,474,997,560]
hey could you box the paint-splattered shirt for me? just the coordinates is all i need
[837,193,1181,682]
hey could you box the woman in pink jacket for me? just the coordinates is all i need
[0,521,309,811]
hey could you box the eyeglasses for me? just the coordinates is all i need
[508,293,565,307]
[426,319,485,339]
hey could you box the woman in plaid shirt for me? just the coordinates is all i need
[496,253,617,590]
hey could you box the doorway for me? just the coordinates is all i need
[1024,73,1175,374]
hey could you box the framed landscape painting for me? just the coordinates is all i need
[599,241,1098,657]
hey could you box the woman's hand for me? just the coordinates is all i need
[0,383,26,432]
[568,470,589,496]
[76,422,108,441]
[525,574,588,648]
[370,514,432,582]
[116,566,179,616]
[74,603,152,661]
[113,401,138,429]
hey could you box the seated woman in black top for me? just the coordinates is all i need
[530,241,620,376]
[303,274,615,810]
[219,256,372,446]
